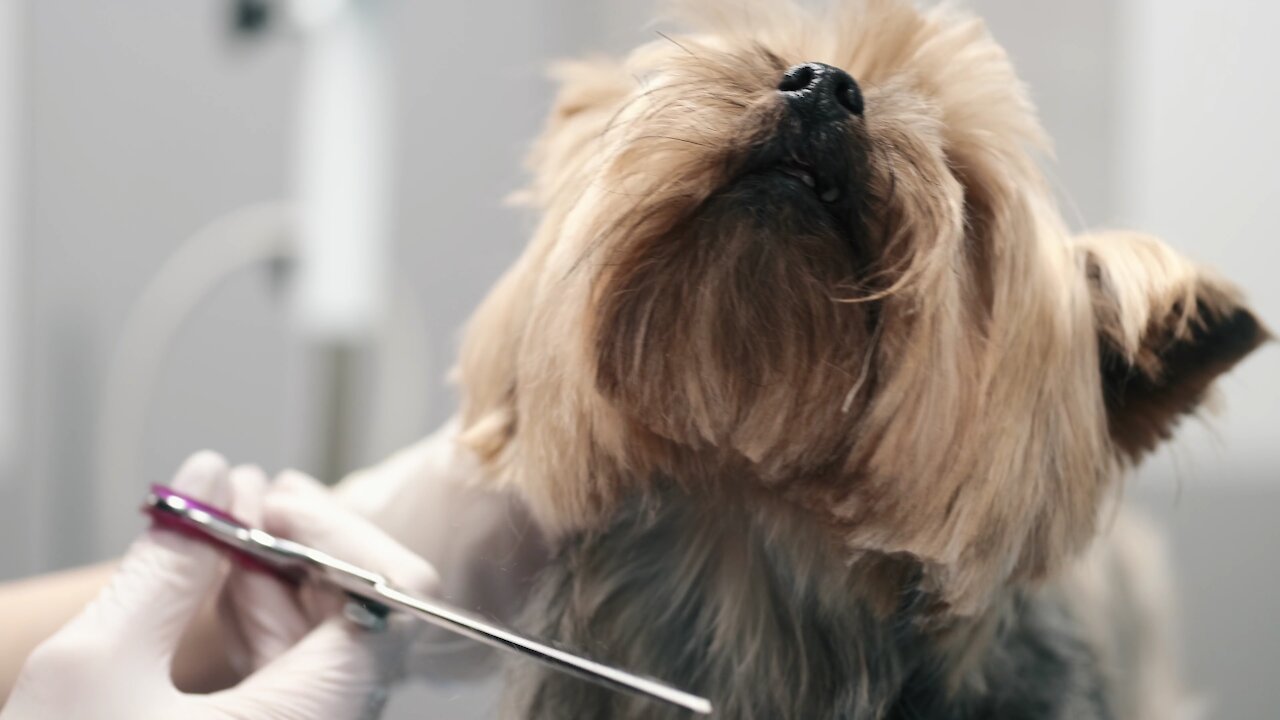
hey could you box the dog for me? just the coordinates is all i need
[452,1,1267,717]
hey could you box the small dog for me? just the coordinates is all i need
[454,1,1267,717]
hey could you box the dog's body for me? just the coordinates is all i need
[507,490,1131,719]
[451,1,1266,717]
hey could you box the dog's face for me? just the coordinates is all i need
[459,0,1265,614]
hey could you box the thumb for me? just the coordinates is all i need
[216,616,402,720]
[72,452,232,653]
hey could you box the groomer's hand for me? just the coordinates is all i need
[0,453,439,720]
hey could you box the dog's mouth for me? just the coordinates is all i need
[729,149,863,230]
[729,121,867,223]
[705,107,873,251]
[773,161,843,204]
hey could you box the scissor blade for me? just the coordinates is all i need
[143,486,712,715]
[369,583,712,715]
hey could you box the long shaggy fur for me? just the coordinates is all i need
[452,0,1267,717]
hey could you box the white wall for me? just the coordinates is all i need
[1113,5,1280,715]
[0,0,18,476]
[0,0,24,576]
[1119,0,1280,489]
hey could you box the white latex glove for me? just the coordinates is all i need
[216,464,312,674]
[332,418,550,681]
[1,452,439,720]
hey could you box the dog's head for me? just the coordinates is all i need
[458,0,1266,614]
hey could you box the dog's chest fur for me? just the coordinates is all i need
[502,492,1113,720]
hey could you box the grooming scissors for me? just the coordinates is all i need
[143,484,712,715]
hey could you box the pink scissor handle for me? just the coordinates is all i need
[143,483,302,585]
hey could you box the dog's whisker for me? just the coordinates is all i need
[630,134,716,149]
[655,30,699,58]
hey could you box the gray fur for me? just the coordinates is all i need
[503,491,1113,720]
[892,594,1114,720]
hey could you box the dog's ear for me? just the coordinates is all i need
[1078,232,1268,462]
[457,59,633,465]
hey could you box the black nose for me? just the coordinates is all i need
[777,62,864,120]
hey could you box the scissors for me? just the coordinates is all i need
[142,484,712,716]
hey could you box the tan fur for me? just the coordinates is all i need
[456,0,1264,646]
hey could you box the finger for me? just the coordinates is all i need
[222,465,309,672]
[208,490,443,719]
[262,479,441,597]
[216,551,441,719]
[228,463,269,524]
[211,618,395,720]
[72,452,232,653]
[272,468,332,501]
[264,470,353,619]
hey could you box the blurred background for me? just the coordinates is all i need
[0,0,1275,717]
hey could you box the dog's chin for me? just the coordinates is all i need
[726,171,841,218]
[592,174,876,466]
[691,170,869,278]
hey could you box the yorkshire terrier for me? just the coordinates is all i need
[453,1,1267,717]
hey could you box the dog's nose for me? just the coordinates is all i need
[777,62,864,120]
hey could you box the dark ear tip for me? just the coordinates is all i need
[1194,289,1269,363]
[1184,276,1267,355]
[1103,289,1266,463]
[1253,314,1275,346]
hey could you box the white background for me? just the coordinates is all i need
[0,0,18,481]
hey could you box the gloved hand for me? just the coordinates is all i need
[0,452,439,720]
[332,418,551,680]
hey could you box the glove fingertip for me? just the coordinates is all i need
[388,556,441,598]
[260,490,303,539]
[259,472,329,538]
[228,464,269,523]
[274,469,328,496]
[172,450,232,507]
